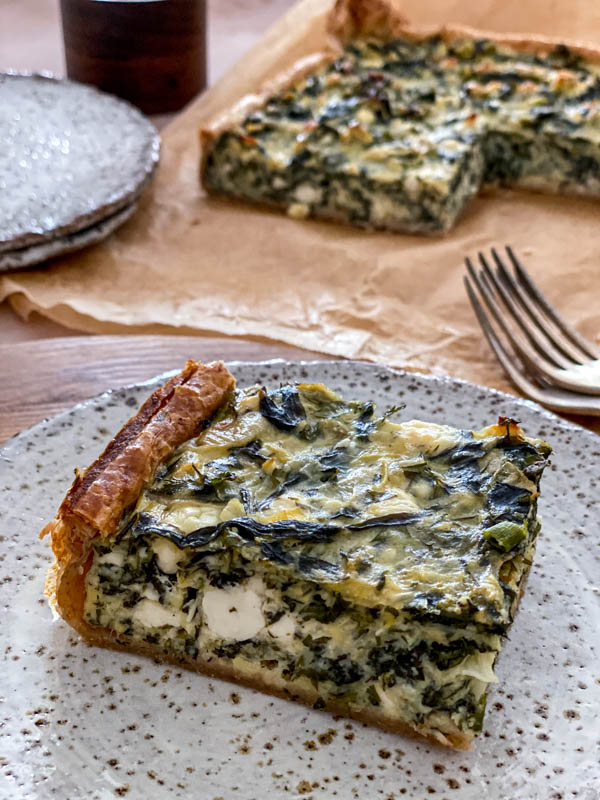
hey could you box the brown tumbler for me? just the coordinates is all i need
[60,0,207,114]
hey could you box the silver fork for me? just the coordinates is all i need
[465,246,600,417]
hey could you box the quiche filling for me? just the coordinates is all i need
[84,383,551,743]
[203,35,600,233]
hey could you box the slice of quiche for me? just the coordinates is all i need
[44,361,552,750]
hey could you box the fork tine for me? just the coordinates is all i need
[476,255,600,395]
[493,247,589,365]
[491,247,585,365]
[464,274,539,395]
[468,255,570,382]
[480,251,574,369]
[464,274,600,416]
[506,245,600,360]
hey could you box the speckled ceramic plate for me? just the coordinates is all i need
[0,72,159,254]
[0,200,138,272]
[0,361,598,800]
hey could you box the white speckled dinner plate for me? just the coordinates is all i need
[0,72,159,258]
[0,361,598,800]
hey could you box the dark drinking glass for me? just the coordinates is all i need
[60,0,207,114]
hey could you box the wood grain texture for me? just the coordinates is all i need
[2,335,597,445]
[0,335,330,444]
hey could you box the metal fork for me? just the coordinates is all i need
[465,246,600,417]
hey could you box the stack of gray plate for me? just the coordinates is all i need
[0,72,160,271]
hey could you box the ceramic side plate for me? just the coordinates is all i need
[0,361,597,799]
[0,200,138,271]
[0,72,160,254]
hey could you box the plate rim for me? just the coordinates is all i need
[1,358,596,455]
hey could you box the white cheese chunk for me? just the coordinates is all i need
[99,550,125,567]
[390,420,461,456]
[133,598,186,629]
[220,498,246,521]
[294,182,323,204]
[410,478,434,501]
[202,576,266,641]
[143,584,160,602]
[370,193,405,224]
[152,537,183,574]
[403,173,421,200]
[166,505,221,533]
[287,202,310,219]
[456,651,498,684]
[267,614,296,641]
[355,107,375,126]
[368,493,420,517]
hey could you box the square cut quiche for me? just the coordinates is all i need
[201,0,600,234]
[44,361,551,749]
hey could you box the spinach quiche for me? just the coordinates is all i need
[44,360,552,750]
[200,0,600,234]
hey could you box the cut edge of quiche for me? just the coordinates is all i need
[43,361,552,751]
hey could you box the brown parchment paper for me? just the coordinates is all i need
[1,0,599,425]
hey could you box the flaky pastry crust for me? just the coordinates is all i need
[42,360,236,638]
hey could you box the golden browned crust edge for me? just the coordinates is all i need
[199,0,600,174]
[198,51,337,185]
[330,0,600,60]
[328,0,408,40]
[42,360,236,638]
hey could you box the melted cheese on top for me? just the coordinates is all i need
[129,383,548,629]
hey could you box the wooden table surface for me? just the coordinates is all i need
[0,335,328,443]
[0,0,305,444]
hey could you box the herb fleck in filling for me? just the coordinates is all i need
[84,383,551,742]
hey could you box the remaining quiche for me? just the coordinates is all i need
[200,0,600,234]
[44,361,552,749]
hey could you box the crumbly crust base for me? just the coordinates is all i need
[55,619,474,750]
[195,191,453,235]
